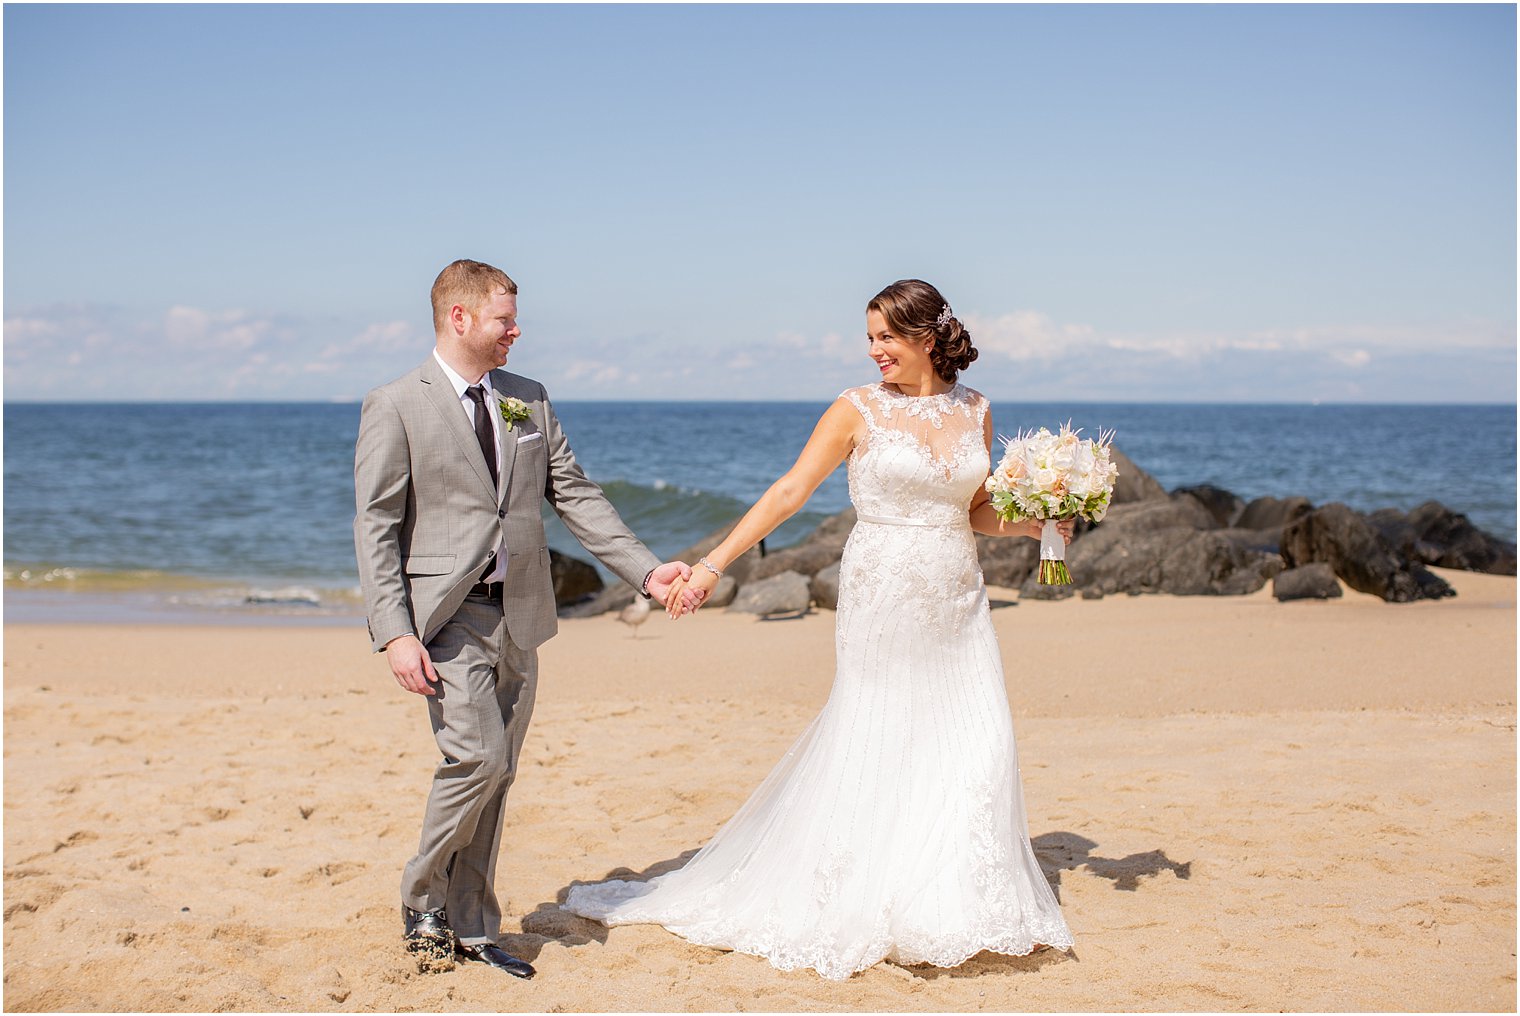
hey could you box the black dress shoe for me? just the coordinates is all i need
[457,942,536,979]
[402,905,457,955]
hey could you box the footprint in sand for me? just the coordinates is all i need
[4,900,40,921]
[299,860,367,886]
[53,830,99,852]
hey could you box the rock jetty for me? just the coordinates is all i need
[553,447,1515,614]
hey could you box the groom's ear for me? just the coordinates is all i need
[448,302,470,335]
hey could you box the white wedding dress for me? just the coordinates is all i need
[562,383,1073,980]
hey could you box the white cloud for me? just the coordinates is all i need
[315,320,419,362]
[1243,320,1512,353]
[163,306,278,351]
[1331,349,1372,368]
[3,315,64,342]
[962,307,1511,387]
[966,311,1098,363]
[163,305,210,344]
[3,300,1512,404]
[3,303,431,400]
[562,360,626,387]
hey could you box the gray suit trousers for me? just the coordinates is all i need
[400,593,536,946]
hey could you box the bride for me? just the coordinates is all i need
[562,279,1075,980]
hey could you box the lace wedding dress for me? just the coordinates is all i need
[562,383,1073,980]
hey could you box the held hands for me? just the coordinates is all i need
[664,563,719,619]
[385,563,702,695]
[647,561,705,615]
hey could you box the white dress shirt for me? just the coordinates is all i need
[432,349,508,584]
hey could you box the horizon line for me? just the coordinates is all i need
[3,397,1517,409]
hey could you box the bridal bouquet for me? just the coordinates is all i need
[984,422,1118,584]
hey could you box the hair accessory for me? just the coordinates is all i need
[935,303,953,329]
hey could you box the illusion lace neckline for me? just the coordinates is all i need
[877,382,964,402]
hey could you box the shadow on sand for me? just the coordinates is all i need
[513,833,1187,977]
[1033,831,1193,898]
[905,832,1192,979]
[510,850,702,961]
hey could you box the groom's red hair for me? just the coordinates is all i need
[431,260,519,332]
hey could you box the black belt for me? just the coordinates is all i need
[469,581,504,599]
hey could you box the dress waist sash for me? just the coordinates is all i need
[856,513,960,528]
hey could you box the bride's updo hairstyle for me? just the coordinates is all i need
[867,279,979,384]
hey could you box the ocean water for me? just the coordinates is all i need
[4,400,1514,619]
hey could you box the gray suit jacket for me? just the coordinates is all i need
[354,356,660,652]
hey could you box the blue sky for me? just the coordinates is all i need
[4,4,1515,402]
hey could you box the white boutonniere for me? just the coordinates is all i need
[498,397,531,431]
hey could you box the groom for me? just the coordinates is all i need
[354,259,696,979]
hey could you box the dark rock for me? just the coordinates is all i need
[1367,508,1444,566]
[1367,501,1516,576]
[558,581,638,619]
[975,534,1040,588]
[1109,446,1169,504]
[559,509,848,619]
[559,585,631,619]
[1215,526,1295,556]
[1019,575,1077,600]
[1100,496,1218,534]
[1412,566,1457,600]
[1212,497,1314,556]
[1065,499,1282,595]
[810,563,841,610]
[750,542,845,582]
[977,511,1112,587]
[1237,495,1314,531]
[1272,563,1342,601]
[1080,586,1105,600]
[705,574,738,609]
[563,516,769,619]
[801,507,860,547]
[750,509,857,581]
[1281,503,1455,603]
[549,549,603,608]
[728,570,811,616]
[1171,484,1245,529]
[672,521,765,586]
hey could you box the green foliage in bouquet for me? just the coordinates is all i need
[1039,559,1073,585]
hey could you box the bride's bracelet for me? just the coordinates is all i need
[698,556,723,578]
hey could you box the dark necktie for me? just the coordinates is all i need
[464,385,499,488]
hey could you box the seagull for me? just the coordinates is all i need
[617,596,651,638]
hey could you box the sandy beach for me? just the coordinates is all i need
[3,567,1514,1011]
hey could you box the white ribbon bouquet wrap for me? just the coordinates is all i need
[984,423,1119,585]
